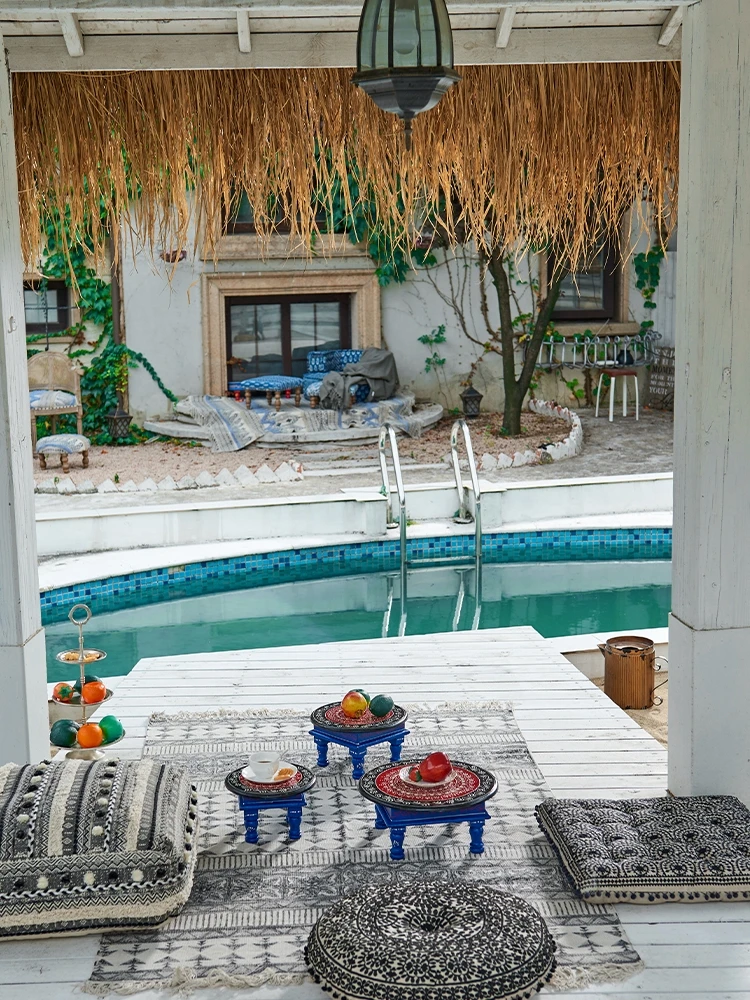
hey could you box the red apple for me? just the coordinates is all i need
[341,690,368,718]
[418,752,452,783]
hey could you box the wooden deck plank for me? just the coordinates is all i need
[29,626,750,998]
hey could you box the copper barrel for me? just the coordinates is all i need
[599,634,656,710]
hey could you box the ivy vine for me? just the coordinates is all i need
[29,210,177,446]
[633,244,665,336]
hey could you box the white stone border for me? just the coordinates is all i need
[35,461,304,496]
[479,400,583,472]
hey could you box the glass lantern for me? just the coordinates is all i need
[460,384,483,419]
[352,0,461,148]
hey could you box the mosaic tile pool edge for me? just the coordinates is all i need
[40,528,672,625]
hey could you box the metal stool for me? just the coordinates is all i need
[595,368,639,421]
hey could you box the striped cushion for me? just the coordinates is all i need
[30,389,77,410]
[0,759,198,938]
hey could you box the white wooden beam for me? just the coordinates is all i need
[57,11,84,55]
[5,26,683,71]
[657,5,682,45]
[0,41,50,765]
[236,8,251,53]
[495,5,517,47]
[0,0,704,16]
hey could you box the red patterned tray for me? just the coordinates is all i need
[240,770,303,792]
[376,765,480,803]
[224,764,316,799]
[311,702,408,732]
[359,759,497,811]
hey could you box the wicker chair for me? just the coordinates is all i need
[28,351,83,449]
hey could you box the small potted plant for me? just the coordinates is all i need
[106,350,133,440]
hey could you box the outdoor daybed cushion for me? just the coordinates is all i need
[305,881,557,1000]
[0,758,198,938]
[536,795,750,904]
[29,388,78,410]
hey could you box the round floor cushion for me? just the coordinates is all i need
[305,881,557,1000]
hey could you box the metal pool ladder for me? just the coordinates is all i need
[450,419,483,629]
[378,423,408,637]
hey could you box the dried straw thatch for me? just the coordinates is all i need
[14,63,679,268]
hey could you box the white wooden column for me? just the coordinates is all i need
[669,0,750,800]
[0,41,48,764]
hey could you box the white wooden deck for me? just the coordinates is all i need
[4,626,750,999]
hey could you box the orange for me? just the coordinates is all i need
[77,723,104,748]
[81,680,107,704]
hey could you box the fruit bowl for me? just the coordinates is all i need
[51,687,113,707]
[55,648,107,665]
[64,731,126,761]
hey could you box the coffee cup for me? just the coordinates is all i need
[249,750,281,781]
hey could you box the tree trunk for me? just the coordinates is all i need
[485,249,524,436]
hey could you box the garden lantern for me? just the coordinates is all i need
[460,384,482,419]
[352,0,460,149]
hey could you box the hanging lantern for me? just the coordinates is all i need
[352,0,460,149]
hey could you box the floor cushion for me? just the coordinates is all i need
[30,389,78,410]
[305,881,556,1000]
[536,795,750,903]
[36,433,90,455]
[304,379,369,402]
[0,758,198,938]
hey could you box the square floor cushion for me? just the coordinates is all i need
[536,795,750,903]
[0,758,198,938]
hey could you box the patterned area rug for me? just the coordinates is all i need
[84,705,642,995]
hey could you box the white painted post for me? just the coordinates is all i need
[0,41,49,764]
[669,0,750,801]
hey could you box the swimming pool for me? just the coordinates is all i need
[43,528,672,682]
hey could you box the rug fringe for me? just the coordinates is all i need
[81,968,311,997]
[149,701,514,725]
[547,959,645,992]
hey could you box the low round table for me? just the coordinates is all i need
[359,759,497,860]
[310,703,410,780]
[225,764,316,844]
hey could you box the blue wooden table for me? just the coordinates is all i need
[225,764,316,844]
[310,703,410,780]
[359,759,498,860]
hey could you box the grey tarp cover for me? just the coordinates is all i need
[319,348,399,410]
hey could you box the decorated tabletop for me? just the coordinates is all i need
[359,759,498,811]
[311,702,408,733]
[225,764,316,800]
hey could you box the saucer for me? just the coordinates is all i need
[399,765,456,788]
[241,760,297,785]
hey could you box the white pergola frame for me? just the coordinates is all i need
[4,0,749,806]
[3,1,689,68]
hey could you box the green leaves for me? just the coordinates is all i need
[31,204,177,445]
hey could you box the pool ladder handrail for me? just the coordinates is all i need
[378,423,407,637]
[450,419,483,629]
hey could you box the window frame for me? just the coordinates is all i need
[224,292,352,380]
[23,279,71,335]
[547,241,620,323]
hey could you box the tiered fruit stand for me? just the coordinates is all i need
[49,604,125,760]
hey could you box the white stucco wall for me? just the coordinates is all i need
[120,215,677,420]
[122,234,204,422]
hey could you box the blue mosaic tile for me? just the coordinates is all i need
[39,527,672,625]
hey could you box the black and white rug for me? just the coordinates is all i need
[84,705,642,995]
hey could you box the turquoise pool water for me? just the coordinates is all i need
[45,558,671,682]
